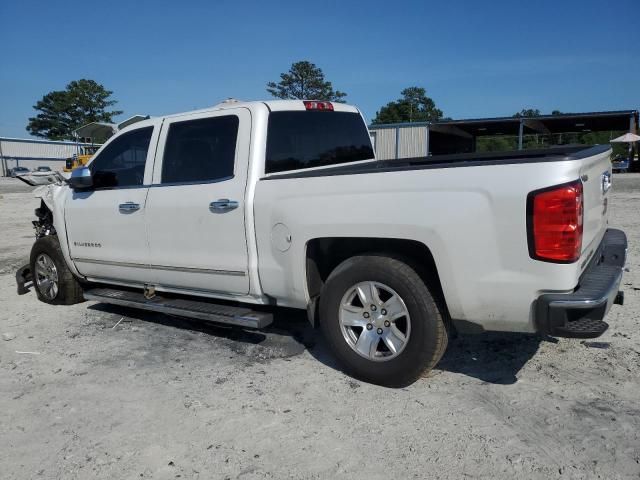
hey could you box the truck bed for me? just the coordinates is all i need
[263,145,608,179]
[255,143,613,333]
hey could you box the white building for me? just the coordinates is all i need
[0,137,93,175]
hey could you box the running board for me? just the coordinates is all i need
[83,287,272,329]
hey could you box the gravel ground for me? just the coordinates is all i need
[1,175,639,480]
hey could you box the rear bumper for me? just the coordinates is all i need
[535,228,627,338]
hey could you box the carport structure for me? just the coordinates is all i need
[73,115,150,143]
[444,110,637,151]
[369,110,639,166]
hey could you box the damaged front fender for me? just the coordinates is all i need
[16,172,83,294]
[29,173,67,210]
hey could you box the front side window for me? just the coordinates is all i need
[161,116,239,184]
[265,111,374,174]
[90,127,153,188]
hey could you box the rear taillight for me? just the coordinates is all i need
[303,100,333,111]
[527,180,583,263]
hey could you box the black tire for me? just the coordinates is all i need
[30,235,84,305]
[319,255,447,387]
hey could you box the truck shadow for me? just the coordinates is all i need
[302,328,548,385]
[88,303,548,385]
[436,332,550,385]
[87,303,317,361]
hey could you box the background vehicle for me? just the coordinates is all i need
[612,156,630,173]
[34,166,51,172]
[15,100,626,387]
[9,166,29,177]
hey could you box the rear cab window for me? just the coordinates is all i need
[265,111,374,174]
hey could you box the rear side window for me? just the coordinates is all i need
[90,127,153,189]
[161,116,239,184]
[265,111,374,174]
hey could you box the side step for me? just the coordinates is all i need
[83,287,272,329]
[553,318,609,339]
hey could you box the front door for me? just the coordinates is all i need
[66,122,160,284]
[144,108,251,295]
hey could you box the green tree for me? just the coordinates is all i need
[513,108,564,118]
[476,136,518,152]
[512,108,541,118]
[266,61,347,102]
[372,87,442,124]
[26,79,123,140]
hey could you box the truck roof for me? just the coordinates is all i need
[116,100,362,134]
[160,99,360,121]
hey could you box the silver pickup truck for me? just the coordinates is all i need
[16,100,627,386]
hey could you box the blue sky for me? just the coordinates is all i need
[1,0,638,137]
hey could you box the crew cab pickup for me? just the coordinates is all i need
[16,100,627,386]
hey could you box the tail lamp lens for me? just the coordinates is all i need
[528,180,583,262]
[303,101,334,111]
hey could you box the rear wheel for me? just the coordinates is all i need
[30,236,84,305]
[319,255,447,387]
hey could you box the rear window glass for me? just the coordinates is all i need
[265,111,374,174]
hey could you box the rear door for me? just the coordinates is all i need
[65,122,161,284]
[144,108,251,294]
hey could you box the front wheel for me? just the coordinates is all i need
[30,236,84,305]
[319,255,448,387]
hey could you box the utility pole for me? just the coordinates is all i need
[0,138,6,177]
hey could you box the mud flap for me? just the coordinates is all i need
[16,264,33,295]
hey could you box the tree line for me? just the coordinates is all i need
[24,60,599,143]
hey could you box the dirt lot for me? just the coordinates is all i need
[1,175,639,480]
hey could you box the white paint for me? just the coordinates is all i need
[34,100,612,333]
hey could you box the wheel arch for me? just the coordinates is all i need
[305,237,449,326]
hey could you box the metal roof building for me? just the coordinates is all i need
[369,110,639,160]
[0,137,94,175]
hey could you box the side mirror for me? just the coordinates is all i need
[69,166,93,190]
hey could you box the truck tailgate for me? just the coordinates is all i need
[579,148,612,261]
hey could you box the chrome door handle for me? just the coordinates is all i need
[210,199,239,212]
[119,202,140,213]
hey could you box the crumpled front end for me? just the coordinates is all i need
[15,175,68,295]
[15,171,68,187]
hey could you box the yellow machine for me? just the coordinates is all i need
[63,145,101,172]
